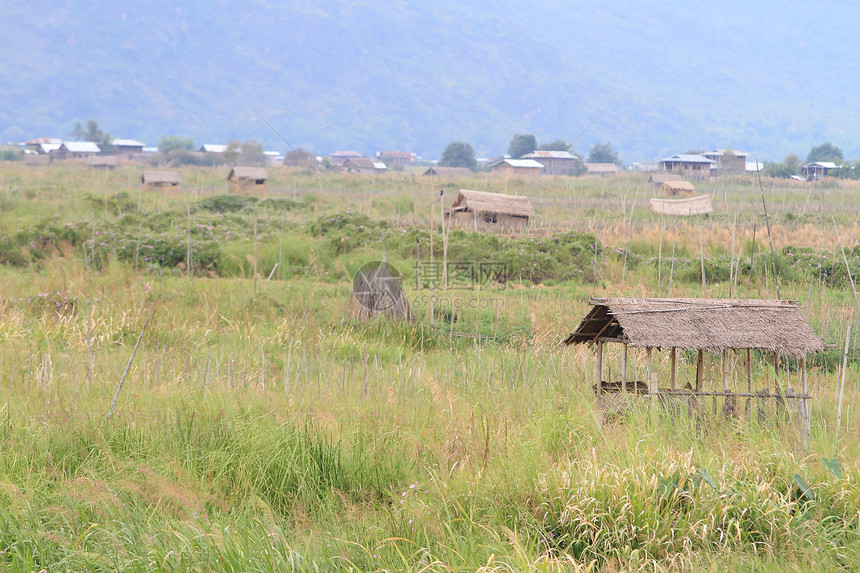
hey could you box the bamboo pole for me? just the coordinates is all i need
[801,357,810,446]
[837,324,851,443]
[596,341,603,391]
[646,347,654,398]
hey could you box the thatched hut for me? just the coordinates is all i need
[649,195,713,216]
[141,171,181,189]
[661,180,695,196]
[444,189,534,233]
[88,155,118,169]
[227,166,268,195]
[649,173,683,189]
[564,298,824,431]
[422,167,474,179]
[348,259,411,320]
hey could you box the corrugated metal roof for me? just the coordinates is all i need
[59,142,101,153]
[523,150,577,159]
[111,139,146,147]
[489,159,544,169]
[660,154,715,164]
[201,144,227,153]
[803,162,838,169]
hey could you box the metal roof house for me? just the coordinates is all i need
[801,162,839,179]
[522,150,580,176]
[564,297,824,432]
[341,157,388,174]
[658,154,715,181]
[54,141,100,158]
[488,158,544,176]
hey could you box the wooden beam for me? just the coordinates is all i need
[801,356,810,446]
[670,347,677,390]
[696,349,704,392]
[746,348,753,417]
[722,351,730,392]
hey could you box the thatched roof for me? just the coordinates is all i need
[564,298,825,358]
[584,162,620,174]
[649,173,683,184]
[88,155,118,168]
[141,171,181,185]
[447,189,534,219]
[650,195,713,216]
[228,166,268,181]
[423,167,474,178]
[661,180,695,195]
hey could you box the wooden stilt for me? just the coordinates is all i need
[596,341,603,392]
[746,348,753,418]
[646,347,654,398]
[696,349,704,392]
[621,343,628,392]
[801,357,810,446]
[670,347,677,390]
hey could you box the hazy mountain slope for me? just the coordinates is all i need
[2,1,858,161]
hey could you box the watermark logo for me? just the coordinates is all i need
[415,261,507,290]
[352,260,405,313]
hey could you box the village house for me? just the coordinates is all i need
[444,189,534,233]
[701,149,748,175]
[487,158,544,177]
[658,154,715,181]
[801,162,839,179]
[330,151,364,165]
[341,157,388,174]
[111,139,146,157]
[200,144,228,153]
[53,141,101,159]
[522,150,580,176]
[376,150,417,165]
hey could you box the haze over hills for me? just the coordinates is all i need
[3,0,859,162]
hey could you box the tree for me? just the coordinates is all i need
[239,140,266,166]
[158,135,194,154]
[762,161,796,179]
[71,120,110,146]
[439,141,476,169]
[284,148,317,167]
[222,140,241,166]
[807,142,843,163]
[508,134,537,158]
[538,139,571,152]
[784,154,801,170]
[587,142,620,164]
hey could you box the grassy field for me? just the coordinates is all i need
[0,162,859,571]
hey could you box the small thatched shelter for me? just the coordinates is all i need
[142,171,181,189]
[584,163,620,176]
[564,298,824,432]
[649,173,683,188]
[228,166,268,195]
[650,195,713,216]
[348,259,411,320]
[444,189,534,233]
[423,167,474,179]
[661,180,695,196]
[88,155,118,169]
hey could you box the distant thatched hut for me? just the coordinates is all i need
[649,195,713,216]
[661,180,695,196]
[444,189,534,233]
[422,167,474,179]
[348,259,411,320]
[227,166,268,195]
[141,171,181,190]
[564,297,824,432]
[649,173,683,189]
[89,155,118,169]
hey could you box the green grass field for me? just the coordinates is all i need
[0,162,859,571]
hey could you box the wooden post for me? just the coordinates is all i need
[646,347,654,398]
[801,356,810,446]
[837,324,851,443]
[722,351,729,391]
[670,347,677,390]
[746,348,753,417]
[596,341,603,392]
[696,349,704,392]
[621,343,628,392]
